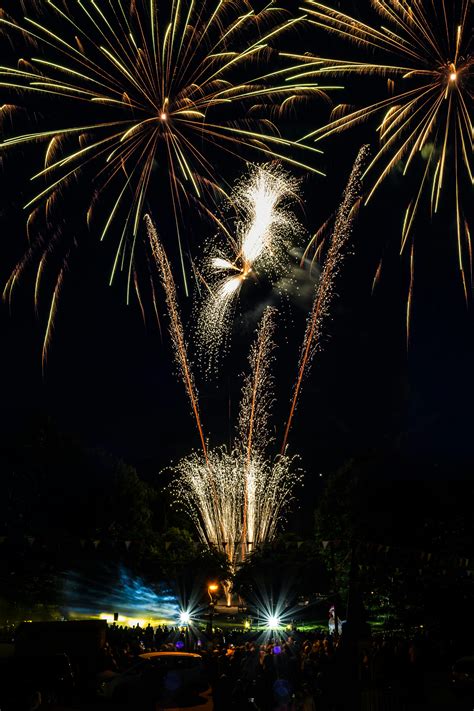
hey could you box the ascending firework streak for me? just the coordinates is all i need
[195,163,304,372]
[238,307,278,556]
[287,0,473,298]
[146,215,207,461]
[281,146,369,453]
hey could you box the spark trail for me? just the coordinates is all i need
[281,145,369,453]
[146,214,207,461]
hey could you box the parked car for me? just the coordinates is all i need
[451,656,474,693]
[98,651,207,703]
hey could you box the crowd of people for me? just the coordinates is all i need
[100,622,344,709]
[0,618,470,709]
[97,620,466,710]
[208,633,341,710]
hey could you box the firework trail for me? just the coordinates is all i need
[195,163,304,373]
[0,0,337,359]
[238,307,277,554]
[281,145,369,453]
[145,215,207,460]
[239,308,277,471]
[169,307,302,565]
[287,0,473,294]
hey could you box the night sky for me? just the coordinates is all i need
[1,0,473,537]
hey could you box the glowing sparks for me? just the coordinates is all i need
[169,308,302,567]
[1,0,334,358]
[281,146,369,452]
[195,164,304,373]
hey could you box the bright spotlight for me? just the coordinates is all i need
[179,610,191,625]
[267,615,280,630]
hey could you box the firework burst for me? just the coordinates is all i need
[281,145,369,452]
[195,162,304,373]
[287,0,473,296]
[168,307,302,566]
[0,0,337,363]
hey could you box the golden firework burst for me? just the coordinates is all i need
[286,0,473,297]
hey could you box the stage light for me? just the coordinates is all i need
[179,610,191,625]
[267,615,280,630]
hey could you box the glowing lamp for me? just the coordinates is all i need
[175,640,185,649]
[450,72,457,82]
[160,112,168,120]
[208,583,219,594]
[273,645,281,655]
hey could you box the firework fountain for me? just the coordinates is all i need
[146,210,302,577]
[146,149,367,581]
[169,307,302,569]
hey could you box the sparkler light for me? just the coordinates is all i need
[1,0,336,361]
[168,307,302,567]
[195,163,304,373]
[288,0,473,298]
[281,145,369,452]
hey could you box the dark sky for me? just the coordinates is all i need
[1,0,473,533]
